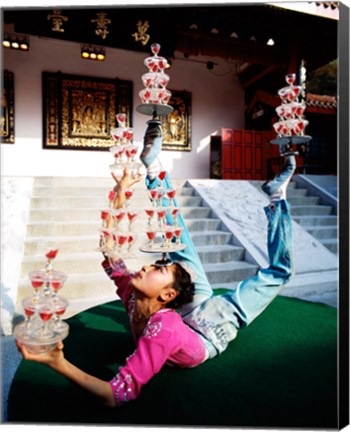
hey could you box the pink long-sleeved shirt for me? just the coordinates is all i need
[102,259,207,407]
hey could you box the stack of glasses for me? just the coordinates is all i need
[14,249,70,354]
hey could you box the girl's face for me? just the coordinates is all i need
[130,264,176,299]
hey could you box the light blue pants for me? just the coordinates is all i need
[145,173,294,358]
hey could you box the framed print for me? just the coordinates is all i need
[1,70,15,144]
[43,72,132,150]
[161,89,191,151]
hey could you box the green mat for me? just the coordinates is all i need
[7,293,338,429]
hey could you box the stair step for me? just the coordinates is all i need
[33,177,189,188]
[20,252,104,275]
[294,215,338,226]
[25,218,221,237]
[290,205,333,216]
[319,239,338,254]
[32,186,195,197]
[288,196,320,205]
[196,244,245,263]
[29,195,203,209]
[23,235,104,255]
[17,272,117,302]
[303,225,338,239]
[191,231,233,246]
[28,206,213,222]
[203,261,258,284]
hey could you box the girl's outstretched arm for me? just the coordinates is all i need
[16,341,116,408]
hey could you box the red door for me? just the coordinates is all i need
[221,128,274,180]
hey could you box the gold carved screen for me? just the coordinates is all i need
[43,72,132,150]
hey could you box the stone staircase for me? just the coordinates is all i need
[17,175,337,318]
[17,177,258,317]
[251,179,338,255]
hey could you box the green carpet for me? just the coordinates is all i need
[7,293,338,428]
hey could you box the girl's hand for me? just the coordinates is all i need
[111,167,142,194]
[16,340,65,369]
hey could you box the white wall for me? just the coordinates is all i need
[2,36,245,179]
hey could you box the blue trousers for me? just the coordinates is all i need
[145,174,294,358]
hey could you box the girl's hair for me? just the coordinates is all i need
[167,262,195,309]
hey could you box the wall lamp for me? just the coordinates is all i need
[3,33,29,51]
[81,45,106,61]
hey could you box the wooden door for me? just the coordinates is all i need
[221,128,274,180]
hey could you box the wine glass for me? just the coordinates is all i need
[174,227,183,245]
[145,208,155,226]
[285,73,296,86]
[29,270,47,298]
[164,227,175,249]
[37,302,55,338]
[22,296,37,331]
[127,209,138,229]
[151,43,161,56]
[116,113,126,127]
[156,188,166,206]
[158,171,166,186]
[53,296,69,331]
[124,189,133,207]
[127,232,136,254]
[116,233,128,254]
[146,230,157,248]
[49,270,68,297]
[111,128,123,143]
[100,209,112,227]
[113,209,126,229]
[148,190,158,207]
[171,208,180,226]
[107,190,117,207]
[166,189,176,207]
[157,208,166,228]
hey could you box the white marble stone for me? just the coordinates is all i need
[190,179,338,273]
[1,177,33,335]
[190,179,339,307]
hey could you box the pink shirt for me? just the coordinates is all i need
[102,259,208,406]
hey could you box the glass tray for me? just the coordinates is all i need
[14,321,69,355]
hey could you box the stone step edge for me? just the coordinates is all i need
[25,217,221,227]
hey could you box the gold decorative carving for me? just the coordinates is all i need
[162,90,192,151]
[91,12,111,40]
[132,20,150,46]
[43,72,132,150]
[47,9,68,33]
[1,70,15,144]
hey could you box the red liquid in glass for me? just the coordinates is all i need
[52,281,62,291]
[39,311,53,321]
[24,307,35,317]
[31,280,44,289]
[145,209,155,218]
[158,171,166,181]
[55,307,66,316]
[167,190,176,199]
[118,235,127,246]
[146,232,156,240]
[127,212,137,221]
[165,231,174,240]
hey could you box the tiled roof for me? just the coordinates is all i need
[306,93,337,109]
